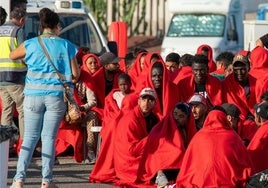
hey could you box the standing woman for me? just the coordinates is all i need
[10,8,80,188]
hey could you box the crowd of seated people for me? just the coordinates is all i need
[3,27,268,188]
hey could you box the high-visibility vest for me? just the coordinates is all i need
[0,24,27,83]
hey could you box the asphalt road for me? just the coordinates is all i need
[7,157,116,188]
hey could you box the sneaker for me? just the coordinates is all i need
[83,158,90,164]
[41,182,58,188]
[10,180,23,188]
[155,172,169,188]
[87,150,96,164]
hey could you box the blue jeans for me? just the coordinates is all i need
[13,95,66,182]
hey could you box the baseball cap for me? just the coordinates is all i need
[188,94,207,107]
[221,103,241,118]
[139,87,156,100]
[254,102,268,120]
[99,52,121,65]
[232,54,249,66]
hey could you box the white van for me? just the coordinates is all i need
[161,0,268,59]
[24,0,109,55]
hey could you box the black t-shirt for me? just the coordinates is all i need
[195,83,206,96]
[105,78,114,96]
[195,83,213,107]
[145,113,159,133]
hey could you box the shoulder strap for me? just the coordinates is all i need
[38,36,68,87]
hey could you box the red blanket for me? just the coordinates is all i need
[249,46,268,79]
[128,52,149,89]
[91,67,122,108]
[113,106,152,185]
[135,60,179,119]
[137,111,196,185]
[132,52,163,91]
[55,121,84,162]
[247,121,268,173]
[223,73,257,120]
[255,76,268,103]
[238,119,258,144]
[172,66,192,85]
[176,74,223,105]
[176,110,253,187]
[55,54,102,162]
[196,44,216,73]
[89,89,134,183]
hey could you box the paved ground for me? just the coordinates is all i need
[7,157,116,188]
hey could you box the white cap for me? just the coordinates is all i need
[188,94,207,107]
[139,87,156,100]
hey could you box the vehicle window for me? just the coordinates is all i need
[167,14,225,37]
[24,13,104,54]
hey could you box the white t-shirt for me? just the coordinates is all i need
[113,91,125,109]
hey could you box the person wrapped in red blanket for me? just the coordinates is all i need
[196,44,216,73]
[113,87,159,186]
[176,108,253,187]
[175,54,223,107]
[222,54,257,121]
[247,101,268,174]
[89,73,134,183]
[136,102,197,187]
[56,53,102,163]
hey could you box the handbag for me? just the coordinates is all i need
[63,85,83,125]
[38,36,82,125]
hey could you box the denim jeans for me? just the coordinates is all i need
[13,95,66,183]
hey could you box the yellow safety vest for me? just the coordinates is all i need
[0,24,27,83]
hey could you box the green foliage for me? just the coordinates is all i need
[84,0,147,36]
[121,0,137,23]
[84,0,108,34]
[133,0,146,35]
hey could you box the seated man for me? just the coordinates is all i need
[165,52,180,73]
[136,102,196,187]
[247,101,268,173]
[176,107,253,187]
[210,51,234,80]
[188,94,209,130]
[196,44,216,73]
[113,87,159,186]
[223,54,257,121]
[172,53,193,84]
[176,54,223,106]
[221,103,257,147]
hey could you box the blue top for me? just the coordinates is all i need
[24,36,77,97]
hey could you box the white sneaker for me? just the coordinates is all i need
[155,172,169,188]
